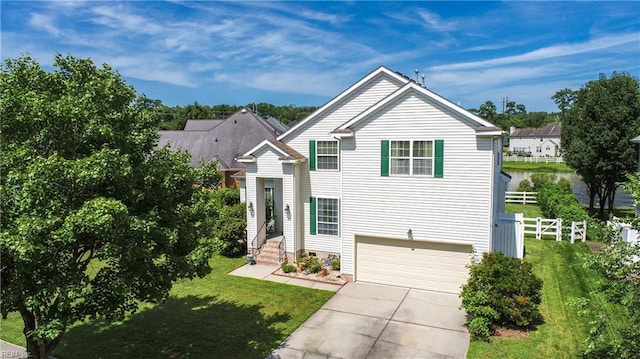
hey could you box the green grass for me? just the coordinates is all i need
[505,203,543,218]
[502,161,574,173]
[467,205,626,358]
[1,256,334,359]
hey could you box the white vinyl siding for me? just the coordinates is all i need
[316,141,339,170]
[340,91,495,276]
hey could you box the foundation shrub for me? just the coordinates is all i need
[460,252,543,341]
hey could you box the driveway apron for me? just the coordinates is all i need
[270,282,470,359]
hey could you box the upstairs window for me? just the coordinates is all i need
[317,141,339,170]
[390,140,433,176]
[309,140,339,171]
[382,140,443,178]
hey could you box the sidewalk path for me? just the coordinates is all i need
[229,263,343,292]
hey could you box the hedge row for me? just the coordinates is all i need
[537,182,590,224]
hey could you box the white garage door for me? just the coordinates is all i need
[356,236,472,294]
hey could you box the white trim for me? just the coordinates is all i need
[238,140,289,159]
[354,232,475,248]
[277,66,408,142]
[476,130,504,137]
[336,82,497,132]
[316,140,340,171]
[237,157,256,163]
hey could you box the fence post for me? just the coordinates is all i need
[570,221,575,244]
[556,218,563,241]
[536,217,541,240]
[582,220,587,242]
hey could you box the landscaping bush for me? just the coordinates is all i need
[537,182,590,239]
[517,179,534,192]
[530,172,557,190]
[212,202,247,257]
[281,263,297,273]
[330,258,340,271]
[299,255,322,274]
[460,252,543,341]
[212,187,241,206]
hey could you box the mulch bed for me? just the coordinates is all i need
[495,327,532,339]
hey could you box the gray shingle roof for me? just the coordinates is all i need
[157,108,288,169]
[511,122,561,137]
[183,119,223,131]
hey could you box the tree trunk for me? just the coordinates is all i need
[18,303,61,359]
[608,184,617,220]
[586,182,597,211]
[598,185,608,220]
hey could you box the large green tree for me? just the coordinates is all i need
[0,54,219,358]
[557,72,640,218]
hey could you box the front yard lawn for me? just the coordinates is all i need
[0,255,334,358]
[467,204,625,358]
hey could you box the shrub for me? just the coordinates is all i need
[530,172,557,190]
[281,263,296,273]
[537,182,590,240]
[330,258,340,271]
[517,179,534,192]
[299,255,322,274]
[212,202,247,257]
[460,252,543,341]
[212,187,241,206]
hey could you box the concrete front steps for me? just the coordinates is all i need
[254,237,284,266]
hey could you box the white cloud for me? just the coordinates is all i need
[28,13,61,37]
[431,32,640,71]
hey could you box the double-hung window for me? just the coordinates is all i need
[309,140,339,171]
[317,141,339,170]
[310,197,339,236]
[390,140,433,176]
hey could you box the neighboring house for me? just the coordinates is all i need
[509,122,562,157]
[157,108,287,187]
[237,66,512,294]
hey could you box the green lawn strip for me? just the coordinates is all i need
[468,203,627,358]
[502,161,574,173]
[468,240,594,358]
[2,255,333,359]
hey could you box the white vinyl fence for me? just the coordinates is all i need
[608,220,639,246]
[495,215,588,260]
[503,156,564,163]
[505,191,537,204]
[523,217,563,241]
[570,220,587,244]
[495,213,524,259]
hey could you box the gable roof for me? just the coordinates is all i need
[277,66,408,142]
[333,81,499,135]
[511,122,561,137]
[157,108,287,169]
[237,138,306,163]
[183,119,223,131]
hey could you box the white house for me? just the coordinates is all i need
[509,123,562,157]
[237,66,513,294]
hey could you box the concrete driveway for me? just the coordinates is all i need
[270,282,470,359]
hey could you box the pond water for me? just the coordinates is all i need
[505,170,635,207]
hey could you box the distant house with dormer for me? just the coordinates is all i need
[157,108,287,187]
[509,122,562,157]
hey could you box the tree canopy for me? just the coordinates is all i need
[557,72,640,218]
[0,54,219,358]
[157,102,318,130]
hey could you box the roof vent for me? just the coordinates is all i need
[241,108,247,114]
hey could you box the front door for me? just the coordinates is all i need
[265,187,276,234]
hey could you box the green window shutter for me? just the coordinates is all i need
[381,140,389,176]
[310,196,317,235]
[434,139,444,178]
[309,140,316,171]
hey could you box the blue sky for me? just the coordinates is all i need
[2,1,639,112]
